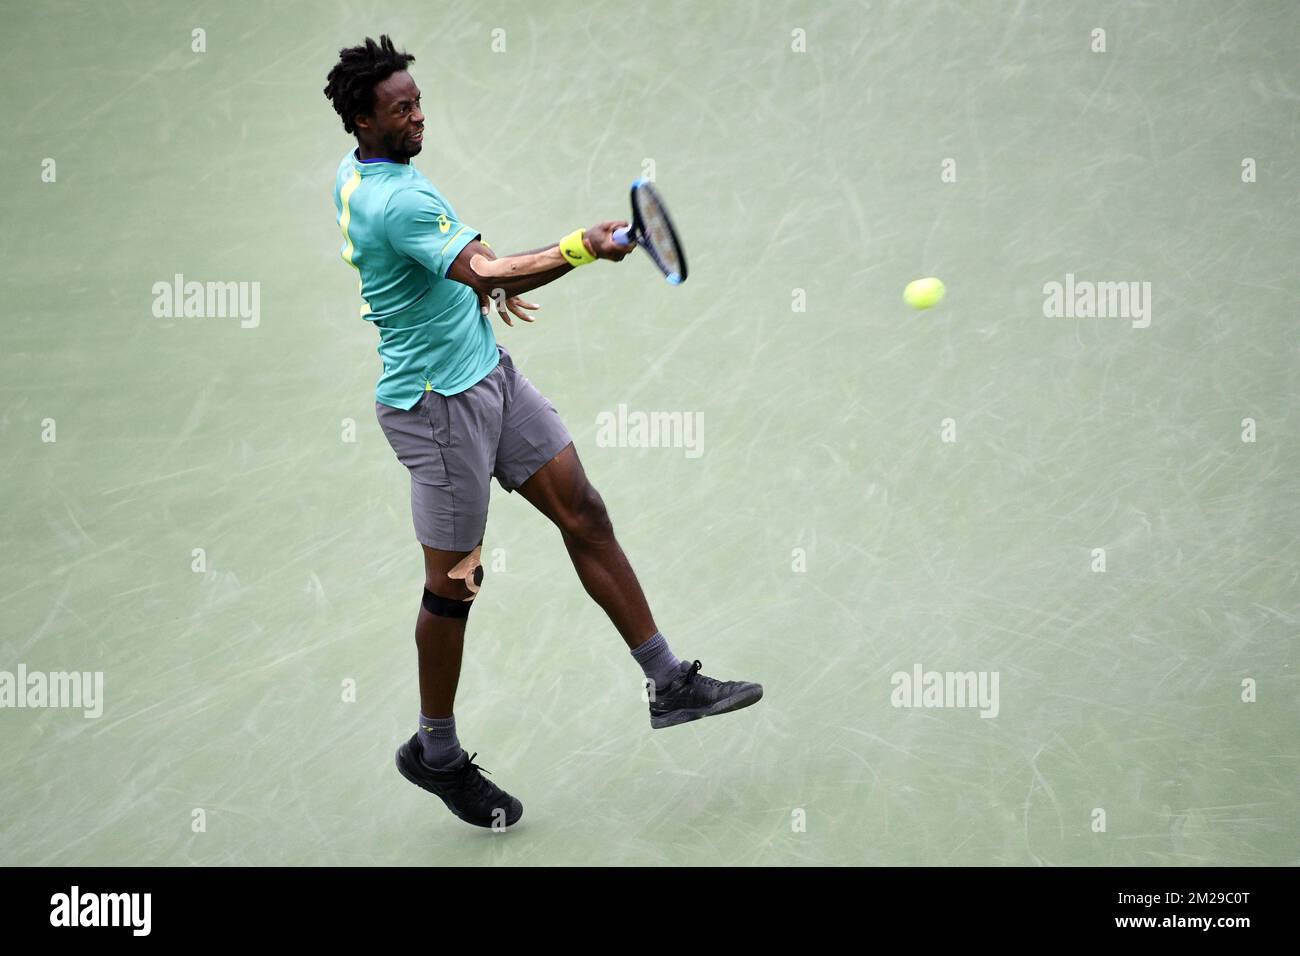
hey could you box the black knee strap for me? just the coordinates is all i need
[423,587,473,619]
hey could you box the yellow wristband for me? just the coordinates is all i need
[559,229,597,267]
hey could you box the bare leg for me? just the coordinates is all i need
[516,443,658,650]
[416,545,475,717]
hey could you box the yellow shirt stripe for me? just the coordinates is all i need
[338,170,370,315]
[440,225,471,256]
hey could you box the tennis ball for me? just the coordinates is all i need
[903,277,945,310]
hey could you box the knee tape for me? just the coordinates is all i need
[422,545,484,619]
[447,545,484,596]
[422,587,472,619]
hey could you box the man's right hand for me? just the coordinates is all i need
[584,221,635,262]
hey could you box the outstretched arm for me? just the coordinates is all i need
[447,221,632,325]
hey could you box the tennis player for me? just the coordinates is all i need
[324,36,762,829]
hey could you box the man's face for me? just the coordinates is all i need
[360,70,424,159]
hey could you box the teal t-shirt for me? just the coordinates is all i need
[332,149,499,410]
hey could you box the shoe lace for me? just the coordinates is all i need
[684,660,723,689]
[458,752,496,798]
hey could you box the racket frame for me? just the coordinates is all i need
[613,178,688,285]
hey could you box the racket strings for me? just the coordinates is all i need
[637,198,683,275]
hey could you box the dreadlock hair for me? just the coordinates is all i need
[323,35,416,135]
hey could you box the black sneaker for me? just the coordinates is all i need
[649,660,763,729]
[395,736,523,829]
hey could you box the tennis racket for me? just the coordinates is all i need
[611,179,688,285]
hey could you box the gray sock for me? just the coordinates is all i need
[631,632,683,692]
[418,713,462,768]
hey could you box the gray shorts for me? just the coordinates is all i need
[375,344,573,551]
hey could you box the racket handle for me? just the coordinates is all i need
[612,225,634,248]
